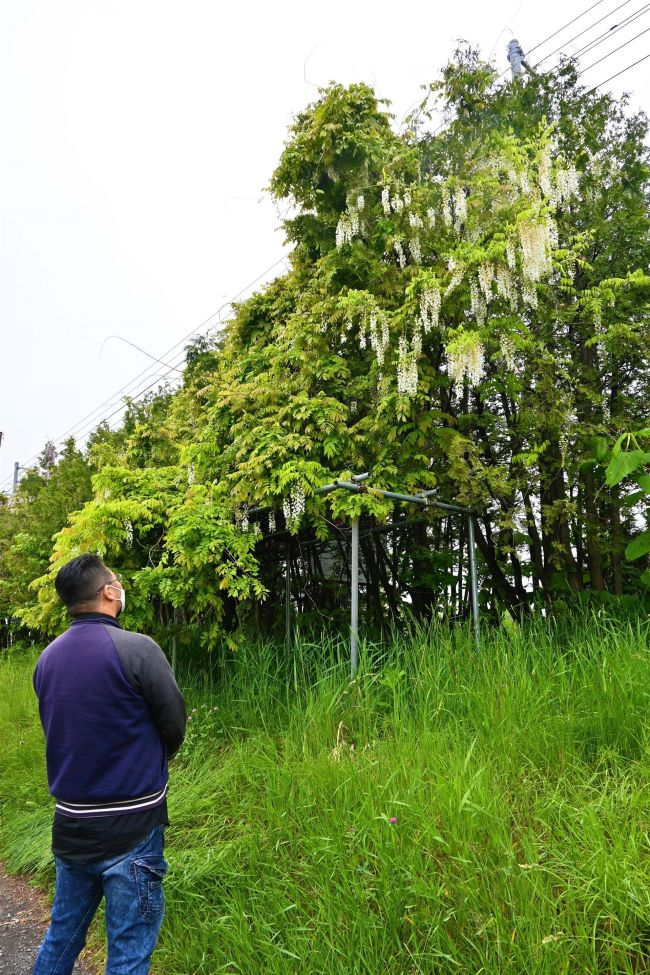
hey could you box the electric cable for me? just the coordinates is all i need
[47,253,289,448]
[573,23,650,75]
[557,1,650,63]
[494,0,622,81]
[525,0,613,55]
[1,253,290,491]
[532,0,638,67]
[584,48,650,87]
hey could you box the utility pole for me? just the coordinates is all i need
[13,462,20,494]
[507,39,538,79]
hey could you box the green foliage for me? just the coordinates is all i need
[603,429,650,568]
[0,440,93,642]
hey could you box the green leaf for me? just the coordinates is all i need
[593,437,609,463]
[605,450,647,487]
[625,532,650,561]
[622,490,645,507]
[635,474,650,494]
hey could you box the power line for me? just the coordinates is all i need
[532,0,638,67]
[585,48,650,87]
[1,253,290,491]
[49,253,289,448]
[526,0,613,55]
[495,0,625,81]
[575,23,650,75]
[559,2,650,63]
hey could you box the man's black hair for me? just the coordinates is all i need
[55,555,112,612]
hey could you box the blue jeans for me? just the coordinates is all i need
[32,826,168,975]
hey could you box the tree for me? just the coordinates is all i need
[13,48,650,649]
[0,439,92,644]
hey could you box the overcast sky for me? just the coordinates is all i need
[1,0,649,489]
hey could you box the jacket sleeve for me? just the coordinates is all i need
[108,629,186,757]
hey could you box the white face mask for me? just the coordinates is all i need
[107,584,126,615]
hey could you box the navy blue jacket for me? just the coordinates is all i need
[33,617,186,818]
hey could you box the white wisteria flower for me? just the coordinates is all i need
[496,267,518,309]
[442,188,453,227]
[500,334,516,370]
[446,332,486,395]
[469,279,487,325]
[478,262,494,300]
[453,189,467,230]
[397,332,419,397]
[408,237,422,264]
[419,285,441,333]
[394,239,407,269]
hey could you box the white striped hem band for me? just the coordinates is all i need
[55,784,168,816]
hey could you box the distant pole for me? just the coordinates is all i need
[507,38,538,79]
[171,609,179,677]
[285,542,292,649]
[507,38,525,78]
[350,516,360,677]
[13,462,20,494]
[466,514,480,648]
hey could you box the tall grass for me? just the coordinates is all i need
[2,614,650,973]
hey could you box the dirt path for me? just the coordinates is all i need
[0,862,99,974]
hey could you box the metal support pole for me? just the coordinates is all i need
[285,543,292,648]
[350,516,359,678]
[171,609,179,676]
[466,514,480,648]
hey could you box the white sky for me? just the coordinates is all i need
[1,0,649,489]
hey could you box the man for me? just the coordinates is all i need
[32,554,186,975]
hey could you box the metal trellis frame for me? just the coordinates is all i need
[250,472,480,677]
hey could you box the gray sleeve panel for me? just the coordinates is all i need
[106,626,187,757]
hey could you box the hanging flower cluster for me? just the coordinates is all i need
[442,188,453,227]
[408,237,422,264]
[283,483,306,530]
[394,239,407,269]
[187,464,195,487]
[538,146,580,208]
[268,511,276,533]
[495,267,518,309]
[521,280,538,307]
[469,278,487,325]
[124,521,134,548]
[478,262,494,299]
[336,192,365,249]
[235,509,250,533]
[445,256,465,296]
[454,189,467,231]
[397,327,422,397]
[446,331,486,395]
[358,308,390,365]
[518,217,556,281]
[499,334,516,370]
[382,187,412,215]
[418,285,441,332]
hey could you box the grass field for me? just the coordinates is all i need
[2,614,650,974]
